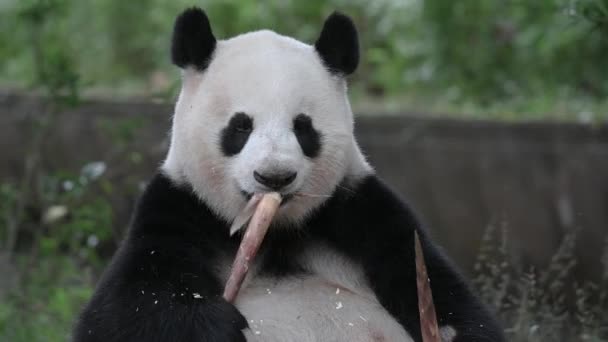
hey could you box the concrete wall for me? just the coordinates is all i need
[2,93,607,279]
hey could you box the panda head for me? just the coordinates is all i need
[163,7,372,225]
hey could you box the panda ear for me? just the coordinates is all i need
[171,7,216,71]
[314,12,359,76]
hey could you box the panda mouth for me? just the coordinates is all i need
[240,190,294,205]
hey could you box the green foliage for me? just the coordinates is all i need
[38,169,114,265]
[1,0,608,119]
[4,0,81,105]
[0,165,116,341]
[422,1,608,100]
[0,256,94,342]
[0,25,149,334]
[0,165,114,261]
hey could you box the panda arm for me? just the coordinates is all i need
[72,174,247,342]
[323,175,505,342]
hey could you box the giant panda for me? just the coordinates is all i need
[73,7,505,342]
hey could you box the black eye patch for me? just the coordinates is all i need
[293,114,321,158]
[220,112,253,156]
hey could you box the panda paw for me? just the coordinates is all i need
[197,298,249,342]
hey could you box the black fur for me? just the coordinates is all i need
[293,114,321,158]
[314,12,360,75]
[72,174,247,342]
[220,112,253,156]
[73,172,505,342]
[171,7,216,70]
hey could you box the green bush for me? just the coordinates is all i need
[1,0,607,119]
[0,256,94,342]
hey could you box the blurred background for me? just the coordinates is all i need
[1,0,607,341]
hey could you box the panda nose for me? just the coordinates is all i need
[253,170,297,190]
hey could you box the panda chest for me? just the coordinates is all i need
[232,245,413,342]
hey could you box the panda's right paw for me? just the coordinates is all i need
[197,298,249,342]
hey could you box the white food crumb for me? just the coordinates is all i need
[254,331,261,335]
[348,322,354,327]
[336,288,340,295]
[266,288,272,294]
[192,293,203,299]
[154,300,158,304]
[480,324,484,328]
[135,307,139,312]
[141,290,144,294]
[250,320,254,323]
[359,315,367,322]
[335,301,343,310]
[150,250,155,255]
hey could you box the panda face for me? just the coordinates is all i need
[163,10,371,225]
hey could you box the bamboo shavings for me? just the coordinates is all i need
[415,230,440,342]
[223,192,282,303]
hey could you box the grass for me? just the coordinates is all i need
[0,256,95,341]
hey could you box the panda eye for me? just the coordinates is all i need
[293,114,311,133]
[293,113,321,158]
[220,112,253,157]
[231,112,253,133]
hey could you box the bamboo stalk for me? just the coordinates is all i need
[223,192,282,303]
[415,230,440,342]
[229,193,263,236]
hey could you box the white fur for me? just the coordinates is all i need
[231,245,414,342]
[216,245,456,342]
[162,30,372,225]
